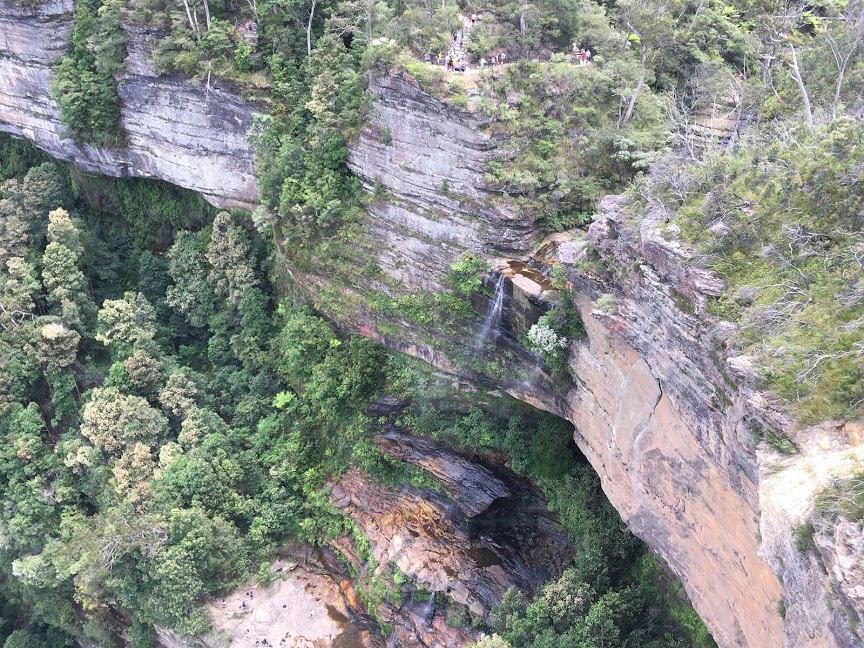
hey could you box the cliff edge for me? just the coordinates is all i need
[0,0,258,209]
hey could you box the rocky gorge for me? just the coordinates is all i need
[1,2,863,646]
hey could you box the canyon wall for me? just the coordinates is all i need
[322,72,864,647]
[0,0,258,209]
[1,8,862,643]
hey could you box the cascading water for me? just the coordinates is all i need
[420,591,436,627]
[475,274,506,349]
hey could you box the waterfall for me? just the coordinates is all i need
[521,357,543,390]
[475,274,506,349]
[420,591,436,627]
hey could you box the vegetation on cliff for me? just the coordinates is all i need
[636,119,864,423]
[51,0,127,147]
[28,0,864,640]
[0,136,709,646]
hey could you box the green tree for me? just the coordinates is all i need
[80,387,169,455]
[96,292,158,354]
[165,231,214,328]
[206,212,259,308]
[36,321,81,375]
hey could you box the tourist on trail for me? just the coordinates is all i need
[480,57,486,69]
[585,48,592,64]
[436,51,442,65]
[424,53,431,64]
[501,52,506,64]
[580,48,587,66]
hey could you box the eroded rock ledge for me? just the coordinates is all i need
[0,0,258,209]
[373,428,511,516]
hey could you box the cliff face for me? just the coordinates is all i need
[1,10,862,643]
[308,73,864,648]
[0,0,258,209]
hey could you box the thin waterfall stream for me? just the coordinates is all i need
[475,274,506,349]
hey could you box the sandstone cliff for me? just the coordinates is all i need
[1,8,862,643]
[0,0,258,209]
[296,72,864,647]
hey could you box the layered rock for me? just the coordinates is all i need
[1,13,860,641]
[330,466,573,620]
[0,0,258,209]
[345,73,538,292]
[304,75,864,647]
[373,428,511,516]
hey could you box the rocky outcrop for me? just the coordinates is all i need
[2,12,860,639]
[0,0,258,209]
[330,465,573,621]
[345,74,538,292]
[373,428,511,516]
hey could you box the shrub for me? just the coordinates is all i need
[447,254,490,297]
[793,522,815,553]
[526,316,567,355]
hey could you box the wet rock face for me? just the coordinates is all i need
[373,428,511,516]
[330,465,573,621]
[0,0,258,210]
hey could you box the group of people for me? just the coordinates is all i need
[478,52,506,69]
[420,15,593,72]
[576,47,592,65]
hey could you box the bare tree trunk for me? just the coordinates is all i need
[203,0,211,30]
[831,1,864,119]
[306,0,317,57]
[618,74,645,128]
[788,43,814,127]
[618,47,647,128]
[182,0,201,40]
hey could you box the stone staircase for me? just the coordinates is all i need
[448,15,472,67]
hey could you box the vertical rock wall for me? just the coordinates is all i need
[0,0,259,209]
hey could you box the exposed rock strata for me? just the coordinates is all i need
[373,428,511,516]
[0,0,258,209]
[346,73,538,292]
[302,76,864,648]
[1,15,860,640]
[330,466,573,620]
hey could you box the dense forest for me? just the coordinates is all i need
[2,0,864,642]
